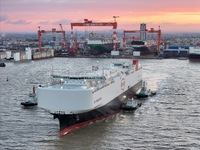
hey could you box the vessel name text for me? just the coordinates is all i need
[94,97,102,103]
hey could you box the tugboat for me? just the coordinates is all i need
[21,86,38,107]
[135,81,156,98]
[0,62,6,67]
[121,91,142,111]
[121,97,141,111]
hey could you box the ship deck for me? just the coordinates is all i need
[45,62,137,91]
[50,84,88,90]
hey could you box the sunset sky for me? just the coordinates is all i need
[1,0,200,33]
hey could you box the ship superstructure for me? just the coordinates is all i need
[37,60,142,135]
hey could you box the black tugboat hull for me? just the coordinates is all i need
[0,63,6,67]
[121,106,137,111]
[135,94,148,98]
[21,102,38,107]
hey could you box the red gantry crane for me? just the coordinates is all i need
[69,16,118,55]
[123,26,162,53]
[38,24,66,52]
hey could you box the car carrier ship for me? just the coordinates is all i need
[37,59,142,135]
[87,38,120,55]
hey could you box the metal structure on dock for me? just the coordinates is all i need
[123,25,164,53]
[69,16,119,55]
[38,24,66,52]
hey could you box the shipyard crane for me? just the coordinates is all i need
[123,36,140,42]
[59,24,67,50]
[70,19,117,30]
[38,25,66,52]
[69,16,118,55]
[123,27,162,53]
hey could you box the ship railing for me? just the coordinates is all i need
[50,74,106,87]
[91,77,115,93]
[92,82,110,93]
[52,74,105,81]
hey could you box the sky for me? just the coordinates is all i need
[0,0,200,33]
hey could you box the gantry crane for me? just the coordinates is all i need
[38,24,66,52]
[122,36,140,50]
[123,27,162,53]
[69,16,118,55]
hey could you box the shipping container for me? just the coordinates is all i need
[168,46,179,49]
[179,50,188,54]
[163,49,178,54]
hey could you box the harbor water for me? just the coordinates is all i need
[0,58,200,150]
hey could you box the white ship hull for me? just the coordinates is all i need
[37,60,142,135]
[38,69,142,114]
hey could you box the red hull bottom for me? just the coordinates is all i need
[60,110,120,136]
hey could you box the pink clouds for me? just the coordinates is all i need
[1,0,200,32]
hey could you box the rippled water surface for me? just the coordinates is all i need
[0,58,200,150]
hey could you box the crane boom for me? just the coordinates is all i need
[71,20,117,29]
